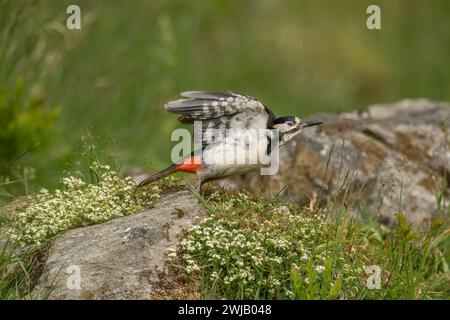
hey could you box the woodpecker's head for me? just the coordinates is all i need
[271,116,322,146]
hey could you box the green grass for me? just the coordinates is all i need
[169,187,449,300]
[0,206,41,299]
[0,235,44,299]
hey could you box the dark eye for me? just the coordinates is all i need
[287,121,294,126]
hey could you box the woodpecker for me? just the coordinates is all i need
[138,91,322,191]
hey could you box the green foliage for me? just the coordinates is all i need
[172,192,364,299]
[169,189,449,300]
[0,78,59,174]
[8,162,160,246]
[0,235,40,299]
[363,213,449,299]
[290,258,342,300]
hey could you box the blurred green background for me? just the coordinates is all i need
[1,0,450,195]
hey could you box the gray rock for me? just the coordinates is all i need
[32,190,206,299]
[221,99,450,226]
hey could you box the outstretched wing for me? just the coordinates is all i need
[165,91,276,144]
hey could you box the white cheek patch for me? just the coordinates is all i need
[274,123,289,132]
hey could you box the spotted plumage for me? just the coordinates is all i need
[138,91,322,191]
[166,91,276,145]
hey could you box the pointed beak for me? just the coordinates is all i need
[299,121,323,129]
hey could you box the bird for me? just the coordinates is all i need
[138,91,322,192]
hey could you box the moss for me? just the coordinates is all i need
[394,131,428,162]
[350,136,388,173]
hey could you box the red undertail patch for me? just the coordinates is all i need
[175,155,203,174]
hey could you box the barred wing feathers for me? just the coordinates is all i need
[165,91,276,144]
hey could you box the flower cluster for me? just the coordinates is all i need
[171,191,365,299]
[9,162,160,246]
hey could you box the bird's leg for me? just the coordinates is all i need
[195,169,207,196]
[196,179,204,196]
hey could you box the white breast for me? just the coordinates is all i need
[200,129,271,177]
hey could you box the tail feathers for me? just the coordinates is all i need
[137,164,177,188]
